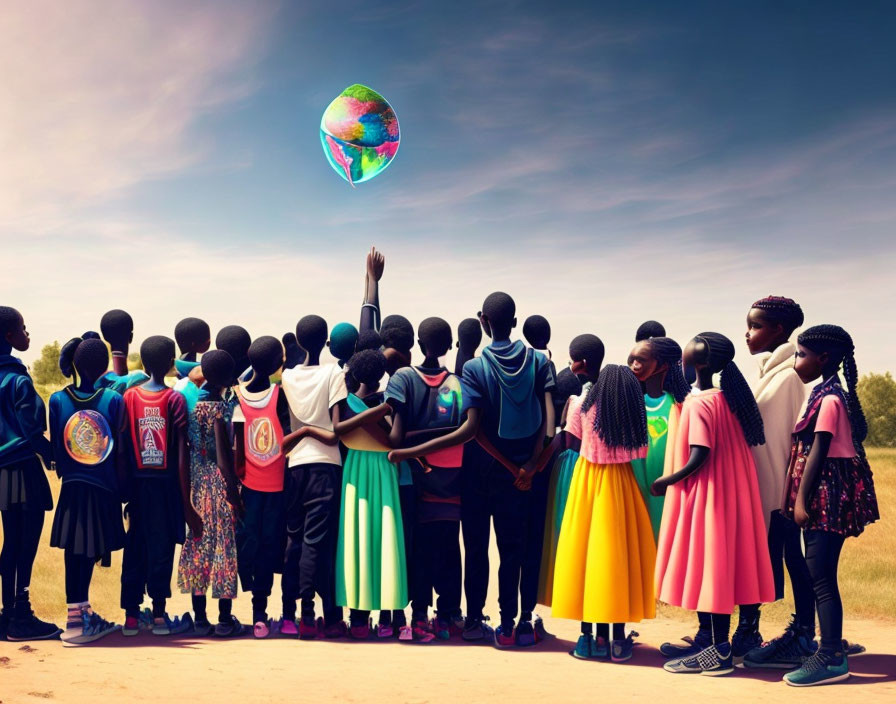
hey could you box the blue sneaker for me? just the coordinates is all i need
[743,618,817,670]
[571,633,595,660]
[591,635,610,659]
[515,620,536,647]
[62,609,120,645]
[611,630,638,662]
[784,650,849,686]
[664,642,734,676]
[659,631,711,659]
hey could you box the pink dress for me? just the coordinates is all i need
[655,389,775,614]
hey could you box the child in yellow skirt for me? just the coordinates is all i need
[551,364,656,662]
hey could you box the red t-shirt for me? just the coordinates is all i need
[122,386,187,476]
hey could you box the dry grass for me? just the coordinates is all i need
[3,449,894,625]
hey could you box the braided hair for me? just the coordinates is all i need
[693,332,765,446]
[645,337,690,403]
[798,325,867,444]
[580,364,648,451]
[635,320,665,342]
[751,296,805,336]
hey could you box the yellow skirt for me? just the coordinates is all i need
[551,457,657,623]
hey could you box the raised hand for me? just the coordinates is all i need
[367,246,385,282]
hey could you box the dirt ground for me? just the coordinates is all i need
[2,538,894,704]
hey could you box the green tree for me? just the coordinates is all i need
[31,341,66,386]
[857,372,896,448]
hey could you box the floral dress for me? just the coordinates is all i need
[177,398,238,599]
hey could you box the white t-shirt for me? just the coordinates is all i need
[281,363,347,467]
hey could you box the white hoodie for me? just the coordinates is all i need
[750,342,808,529]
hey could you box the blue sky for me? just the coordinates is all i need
[2,0,895,374]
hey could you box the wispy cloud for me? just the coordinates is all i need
[0,0,277,232]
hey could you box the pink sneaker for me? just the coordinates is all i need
[254,620,270,639]
[323,619,346,639]
[412,620,436,643]
[279,617,298,637]
[398,625,413,641]
[350,623,370,640]
[298,617,318,640]
[376,623,394,639]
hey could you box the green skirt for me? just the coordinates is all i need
[537,448,579,607]
[336,449,408,610]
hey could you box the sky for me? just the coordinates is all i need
[2,0,895,376]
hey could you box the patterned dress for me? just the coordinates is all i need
[177,399,238,599]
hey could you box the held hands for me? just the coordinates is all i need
[367,246,385,282]
[186,506,204,540]
[514,461,536,491]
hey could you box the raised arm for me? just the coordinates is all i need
[360,246,384,333]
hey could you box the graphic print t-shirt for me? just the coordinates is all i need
[122,386,187,477]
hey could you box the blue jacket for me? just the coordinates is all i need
[0,354,50,467]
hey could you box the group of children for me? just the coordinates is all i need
[0,250,880,688]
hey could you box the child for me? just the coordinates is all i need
[216,325,253,384]
[0,306,58,641]
[49,335,124,644]
[537,335,602,610]
[778,325,878,686]
[635,320,666,342]
[627,336,690,539]
[282,333,306,371]
[332,350,407,639]
[328,323,359,368]
[390,292,554,648]
[120,335,190,636]
[653,332,774,676]
[552,365,655,662]
[232,337,289,637]
[96,309,149,393]
[173,317,211,379]
[280,316,348,639]
[385,318,465,642]
[454,318,482,376]
[178,349,244,638]
[737,296,809,659]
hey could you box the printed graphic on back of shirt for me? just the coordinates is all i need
[64,409,113,465]
[414,369,463,432]
[248,416,280,465]
[137,406,167,467]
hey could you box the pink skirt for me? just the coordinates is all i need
[654,452,775,614]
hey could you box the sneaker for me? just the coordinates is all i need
[299,616,318,640]
[254,619,271,638]
[533,614,552,641]
[412,619,436,643]
[349,619,370,640]
[493,624,514,649]
[431,618,450,641]
[515,620,536,647]
[323,619,346,639]
[659,631,711,659]
[664,642,734,676]
[62,610,119,645]
[462,616,493,642]
[6,612,62,641]
[448,615,466,638]
[152,613,193,636]
[398,624,413,641]
[0,609,10,641]
[192,618,214,637]
[784,650,849,687]
[592,636,610,659]
[376,622,394,639]
[278,617,298,637]
[611,630,638,662]
[843,640,866,657]
[122,608,152,637]
[571,633,596,660]
[215,615,245,637]
[732,624,763,665]
[743,619,817,670]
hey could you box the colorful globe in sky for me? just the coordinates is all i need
[320,84,400,186]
